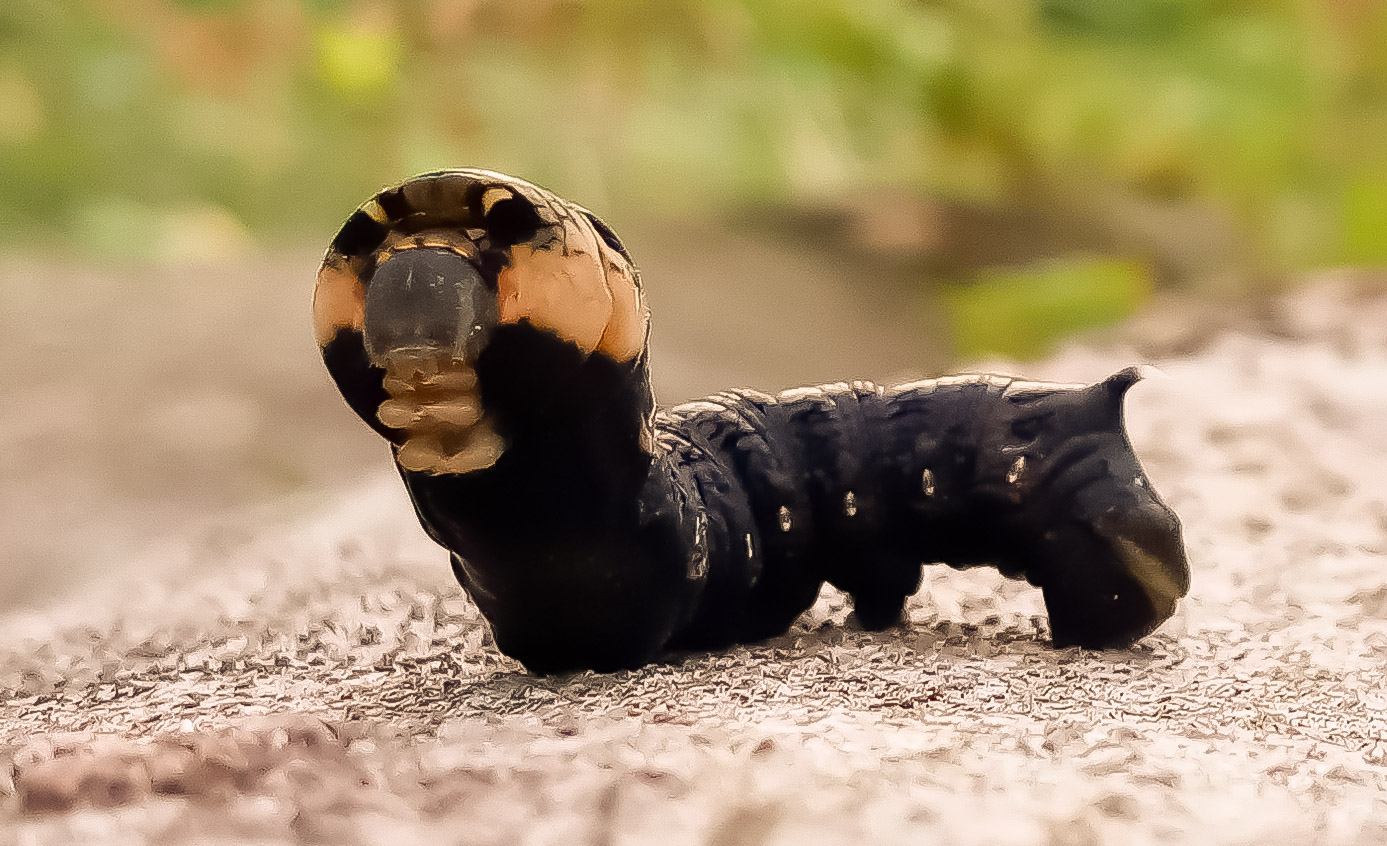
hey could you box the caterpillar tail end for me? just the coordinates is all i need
[1020,368,1191,649]
[1039,493,1190,650]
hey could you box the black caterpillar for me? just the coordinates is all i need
[314,169,1191,675]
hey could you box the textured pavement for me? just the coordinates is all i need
[3,279,1387,844]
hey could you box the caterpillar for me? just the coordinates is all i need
[314,169,1191,675]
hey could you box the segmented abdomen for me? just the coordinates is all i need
[662,373,1047,647]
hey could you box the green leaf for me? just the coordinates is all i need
[946,255,1153,359]
[313,22,402,101]
[1343,172,1387,265]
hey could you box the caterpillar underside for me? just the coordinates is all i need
[315,169,1191,675]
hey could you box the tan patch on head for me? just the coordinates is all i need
[376,228,480,263]
[497,213,614,354]
[360,198,390,224]
[481,186,514,215]
[312,259,366,346]
[594,235,650,362]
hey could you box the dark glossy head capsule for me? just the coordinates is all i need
[363,247,497,366]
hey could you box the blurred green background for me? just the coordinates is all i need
[2,0,1386,604]
[3,0,1387,356]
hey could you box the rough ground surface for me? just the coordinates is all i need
[3,276,1387,844]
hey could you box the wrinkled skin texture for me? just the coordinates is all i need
[315,169,1190,674]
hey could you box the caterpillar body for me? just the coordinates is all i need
[315,169,1190,675]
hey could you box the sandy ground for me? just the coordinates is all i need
[1,256,1386,843]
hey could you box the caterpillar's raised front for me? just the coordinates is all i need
[314,169,1191,675]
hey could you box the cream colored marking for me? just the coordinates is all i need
[921,468,936,497]
[382,367,477,396]
[777,386,827,402]
[376,229,480,263]
[459,170,564,228]
[1112,537,1185,619]
[886,378,941,395]
[887,374,1018,396]
[594,236,649,362]
[313,260,366,345]
[935,374,990,388]
[843,491,858,517]
[438,428,506,474]
[497,214,612,353]
[672,400,728,415]
[377,398,482,429]
[396,426,506,475]
[361,198,390,224]
[1006,456,1027,484]
[778,505,793,532]
[423,399,484,427]
[738,388,778,405]
[481,186,514,215]
[744,533,755,560]
[1003,379,1086,398]
[395,434,442,471]
[378,351,504,475]
[654,429,680,448]
[688,514,709,580]
[376,398,421,429]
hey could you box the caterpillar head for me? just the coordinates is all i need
[314,169,650,474]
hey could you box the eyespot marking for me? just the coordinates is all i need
[485,197,545,248]
[332,211,392,258]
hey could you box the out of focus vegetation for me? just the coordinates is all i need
[3,0,1386,355]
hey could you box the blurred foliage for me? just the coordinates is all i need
[946,257,1152,359]
[2,0,1386,354]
